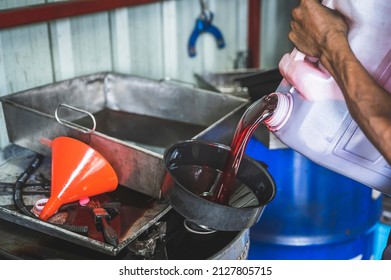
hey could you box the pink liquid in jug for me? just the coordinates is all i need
[263,0,391,195]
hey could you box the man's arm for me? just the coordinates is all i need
[288,0,391,164]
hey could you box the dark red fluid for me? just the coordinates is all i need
[212,95,276,205]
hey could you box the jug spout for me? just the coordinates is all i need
[263,92,293,131]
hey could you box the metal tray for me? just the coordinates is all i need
[1,72,248,199]
[194,69,262,98]
[0,144,170,256]
[0,72,248,256]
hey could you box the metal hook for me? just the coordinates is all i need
[200,0,207,12]
[199,0,211,21]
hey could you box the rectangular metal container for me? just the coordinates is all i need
[1,72,248,199]
[194,69,261,99]
[0,73,248,256]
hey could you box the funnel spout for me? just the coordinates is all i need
[39,197,62,221]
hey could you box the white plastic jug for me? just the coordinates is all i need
[263,0,391,194]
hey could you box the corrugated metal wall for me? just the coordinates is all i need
[0,0,249,148]
[0,0,294,149]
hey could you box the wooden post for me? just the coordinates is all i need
[247,0,261,68]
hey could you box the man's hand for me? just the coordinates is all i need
[288,0,348,59]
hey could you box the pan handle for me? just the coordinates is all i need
[55,103,96,134]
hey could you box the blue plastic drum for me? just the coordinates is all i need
[245,137,382,260]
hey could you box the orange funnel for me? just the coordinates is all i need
[39,136,118,221]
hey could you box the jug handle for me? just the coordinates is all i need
[280,48,322,75]
[279,48,341,101]
[291,48,319,64]
[280,47,332,81]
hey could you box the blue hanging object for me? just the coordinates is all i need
[188,0,225,57]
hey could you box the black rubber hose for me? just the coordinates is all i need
[13,155,43,218]
[13,154,89,235]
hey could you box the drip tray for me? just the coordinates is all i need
[0,144,169,256]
